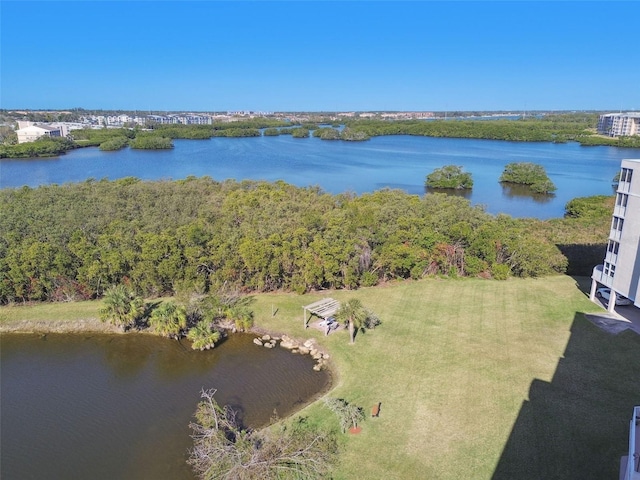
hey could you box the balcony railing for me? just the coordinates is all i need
[611,229,623,241]
[591,264,613,287]
[605,251,618,265]
[614,204,627,218]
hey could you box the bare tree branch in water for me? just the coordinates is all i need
[188,389,337,480]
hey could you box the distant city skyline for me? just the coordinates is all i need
[2,1,639,112]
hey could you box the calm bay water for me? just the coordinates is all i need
[0,333,330,480]
[1,135,637,218]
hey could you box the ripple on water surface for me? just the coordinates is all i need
[0,332,331,480]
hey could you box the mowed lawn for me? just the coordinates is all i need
[2,275,639,479]
[250,276,640,480]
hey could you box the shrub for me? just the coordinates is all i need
[564,195,613,219]
[464,256,488,276]
[99,136,129,151]
[129,135,173,149]
[499,162,556,193]
[263,128,281,136]
[425,165,473,189]
[313,127,341,140]
[340,128,370,141]
[491,263,511,280]
[292,128,310,138]
[360,271,378,287]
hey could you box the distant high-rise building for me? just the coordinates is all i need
[597,113,640,137]
[591,159,640,310]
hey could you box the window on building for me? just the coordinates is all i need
[616,193,628,207]
[607,240,620,254]
[612,216,624,232]
[604,262,616,278]
[620,168,633,183]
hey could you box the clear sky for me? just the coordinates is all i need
[1,1,639,112]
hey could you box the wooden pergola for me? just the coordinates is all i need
[302,298,340,329]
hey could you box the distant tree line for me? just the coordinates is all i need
[577,135,640,148]
[211,128,261,138]
[0,177,613,304]
[2,116,638,158]
[341,116,640,146]
[71,127,136,147]
[0,137,76,158]
[342,118,591,142]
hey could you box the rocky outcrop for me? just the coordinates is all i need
[253,334,330,370]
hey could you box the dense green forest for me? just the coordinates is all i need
[341,115,640,147]
[343,117,584,142]
[0,178,611,304]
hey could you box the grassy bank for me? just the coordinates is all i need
[0,300,114,333]
[2,275,639,479]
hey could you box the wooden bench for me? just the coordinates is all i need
[371,402,381,418]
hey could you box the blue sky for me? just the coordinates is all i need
[1,1,639,112]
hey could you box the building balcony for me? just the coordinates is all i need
[605,251,619,265]
[592,264,613,287]
[615,205,627,218]
[611,229,623,241]
[620,182,632,193]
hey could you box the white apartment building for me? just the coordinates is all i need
[620,406,640,480]
[591,159,640,310]
[597,113,640,137]
[16,124,64,143]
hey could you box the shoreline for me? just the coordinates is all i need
[0,313,337,377]
[1,313,337,430]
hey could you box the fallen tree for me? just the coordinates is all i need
[188,389,337,479]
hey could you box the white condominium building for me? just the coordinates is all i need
[16,124,65,144]
[591,159,640,310]
[597,113,640,137]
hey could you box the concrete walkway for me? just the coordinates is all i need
[586,298,640,335]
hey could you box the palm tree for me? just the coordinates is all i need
[335,298,367,344]
[148,301,187,339]
[187,321,221,350]
[226,305,254,332]
[99,284,144,331]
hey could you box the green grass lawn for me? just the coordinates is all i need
[249,276,640,479]
[2,275,638,479]
[1,299,101,323]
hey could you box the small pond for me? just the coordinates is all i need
[0,332,330,480]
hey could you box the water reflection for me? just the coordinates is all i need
[425,186,473,199]
[500,183,555,204]
[1,333,330,480]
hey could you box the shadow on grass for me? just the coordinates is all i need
[492,312,640,480]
